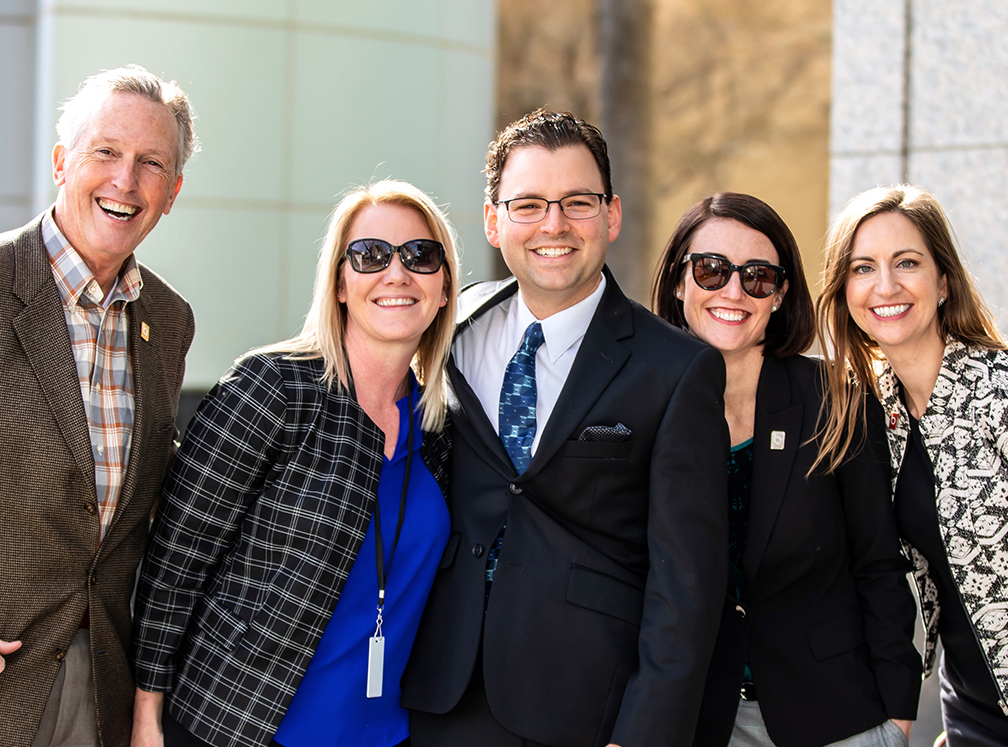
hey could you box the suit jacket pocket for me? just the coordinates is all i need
[566,565,644,626]
[439,532,461,570]
[195,596,249,652]
[805,611,865,661]
[560,440,632,459]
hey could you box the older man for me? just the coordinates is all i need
[0,65,197,747]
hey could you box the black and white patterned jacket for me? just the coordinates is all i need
[878,340,1008,712]
[130,353,451,747]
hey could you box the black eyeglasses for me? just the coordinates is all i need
[495,193,607,223]
[682,253,785,299]
[346,238,445,274]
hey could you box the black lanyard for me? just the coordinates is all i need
[373,389,414,608]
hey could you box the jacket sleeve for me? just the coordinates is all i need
[131,354,290,692]
[839,395,922,719]
[611,344,730,747]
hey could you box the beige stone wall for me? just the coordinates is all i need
[496,0,832,297]
[651,0,832,294]
[496,0,600,134]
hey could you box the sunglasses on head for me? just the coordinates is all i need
[346,238,445,274]
[682,253,785,299]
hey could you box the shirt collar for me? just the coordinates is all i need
[388,370,423,464]
[514,272,607,365]
[42,207,143,309]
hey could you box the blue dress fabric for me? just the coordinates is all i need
[273,381,450,747]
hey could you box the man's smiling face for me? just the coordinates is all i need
[53,91,182,279]
[484,144,621,319]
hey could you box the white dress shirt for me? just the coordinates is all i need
[454,273,606,455]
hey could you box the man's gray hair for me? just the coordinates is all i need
[56,64,200,177]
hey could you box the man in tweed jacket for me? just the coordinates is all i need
[0,66,196,747]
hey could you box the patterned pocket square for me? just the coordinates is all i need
[578,422,632,443]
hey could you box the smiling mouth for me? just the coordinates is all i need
[374,298,417,307]
[97,198,139,221]
[709,308,750,322]
[533,247,574,258]
[871,304,911,318]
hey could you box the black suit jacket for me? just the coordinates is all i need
[402,268,730,747]
[692,355,921,747]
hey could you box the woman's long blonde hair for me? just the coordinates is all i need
[814,185,1004,472]
[252,180,460,432]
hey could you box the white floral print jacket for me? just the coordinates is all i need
[878,340,1008,713]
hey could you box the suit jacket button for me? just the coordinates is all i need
[735,604,746,619]
[471,544,484,558]
[53,649,66,662]
[83,502,97,515]
[509,483,522,494]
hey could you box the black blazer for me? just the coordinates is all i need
[402,267,730,747]
[692,355,921,747]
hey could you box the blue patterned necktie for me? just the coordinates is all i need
[486,321,544,604]
[498,321,545,473]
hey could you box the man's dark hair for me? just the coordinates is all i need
[485,108,612,203]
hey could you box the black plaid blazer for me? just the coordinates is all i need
[131,353,450,747]
[0,214,194,747]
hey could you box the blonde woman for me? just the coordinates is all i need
[130,180,460,747]
[818,185,1008,745]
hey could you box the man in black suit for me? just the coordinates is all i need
[402,109,730,747]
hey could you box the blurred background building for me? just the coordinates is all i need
[2,2,1005,740]
[0,0,496,410]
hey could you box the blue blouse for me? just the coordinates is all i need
[273,381,450,747]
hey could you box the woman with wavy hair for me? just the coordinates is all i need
[130,179,460,747]
[654,192,920,747]
[818,184,1008,746]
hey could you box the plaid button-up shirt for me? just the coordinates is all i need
[42,209,140,541]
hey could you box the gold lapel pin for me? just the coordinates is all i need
[141,322,150,342]
[770,430,785,450]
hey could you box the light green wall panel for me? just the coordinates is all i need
[25,0,496,389]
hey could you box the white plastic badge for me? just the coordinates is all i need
[367,635,385,698]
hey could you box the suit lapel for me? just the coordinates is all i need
[527,268,631,475]
[101,291,165,548]
[448,355,515,475]
[742,356,803,583]
[10,220,96,497]
[450,278,522,476]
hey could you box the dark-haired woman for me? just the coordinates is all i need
[653,192,920,747]
[819,185,1008,746]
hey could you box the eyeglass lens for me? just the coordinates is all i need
[692,256,781,299]
[347,239,445,274]
[505,194,602,223]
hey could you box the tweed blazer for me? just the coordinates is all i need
[131,353,451,747]
[879,340,1008,711]
[0,214,194,747]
